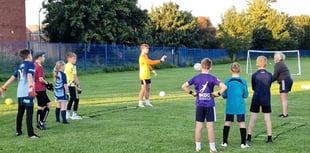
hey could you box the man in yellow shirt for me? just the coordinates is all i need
[138,43,167,107]
[65,52,82,120]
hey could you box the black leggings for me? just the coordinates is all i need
[67,86,80,111]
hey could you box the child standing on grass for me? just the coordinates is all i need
[65,52,82,120]
[34,51,52,130]
[247,56,273,144]
[0,49,39,138]
[138,43,167,108]
[182,58,227,153]
[54,60,69,124]
[221,62,249,149]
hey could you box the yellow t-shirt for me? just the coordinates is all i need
[64,62,77,86]
[139,53,161,80]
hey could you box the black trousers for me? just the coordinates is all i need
[16,105,34,136]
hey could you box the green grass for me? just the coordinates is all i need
[0,58,310,153]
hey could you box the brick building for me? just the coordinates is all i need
[0,0,26,42]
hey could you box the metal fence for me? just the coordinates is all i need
[1,41,309,75]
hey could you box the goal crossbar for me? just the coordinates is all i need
[246,50,301,75]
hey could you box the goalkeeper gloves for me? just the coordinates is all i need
[45,83,54,91]
[188,90,197,97]
[28,91,37,97]
[77,87,82,94]
[28,84,37,98]
[66,92,70,100]
[76,84,82,94]
[212,91,221,98]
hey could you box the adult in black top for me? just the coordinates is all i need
[272,52,293,118]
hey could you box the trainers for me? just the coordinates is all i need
[37,121,46,130]
[195,147,201,152]
[266,140,273,144]
[241,144,250,148]
[71,115,82,120]
[28,134,40,138]
[16,132,22,136]
[138,104,145,108]
[246,139,251,145]
[210,149,221,153]
[279,114,288,118]
[145,103,153,107]
[66,114,71,119]
[221,143,228,147]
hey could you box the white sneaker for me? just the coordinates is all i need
[221,143,228,147]
[71,115,82,120]
[138,104,145,108]
[195,147,201,152]
[145,103,153,107]
[66,114,71,119]
[241,144,250,149]
[210,149,220,153]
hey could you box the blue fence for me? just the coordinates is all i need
[0,41,309,75]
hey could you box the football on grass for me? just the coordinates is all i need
[5,98,13,105]
[159,91,166,97]
[193,63,201,71]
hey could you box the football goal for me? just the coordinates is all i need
[246,50,301,75]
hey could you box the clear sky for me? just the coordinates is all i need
[26,0,310,26]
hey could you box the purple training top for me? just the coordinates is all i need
[187,73,221,107]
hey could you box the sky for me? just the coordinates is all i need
[26,0,310,27]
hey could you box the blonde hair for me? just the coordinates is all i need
[201,58,212,70]
[256,56,267,68]
[230,62,241,73]
[66,52,77,59]
[140,43,149,51]
[53,60,66,81]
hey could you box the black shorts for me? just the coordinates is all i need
[36,91,51,107]
[279,78,293,93]
[196,106,216,122]
[69,86,79,100]
[249,104,271,113]
[140,79,151,85]
[225,114,245,122]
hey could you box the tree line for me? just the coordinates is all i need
[42,0,310,60]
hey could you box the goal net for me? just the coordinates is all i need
[246,50,301,75]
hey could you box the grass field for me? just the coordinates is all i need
[0,57,309,153]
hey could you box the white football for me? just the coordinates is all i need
[193,63,201,70]
[159,91,166,97]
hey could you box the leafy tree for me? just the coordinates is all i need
[246,0,275,29]
[218,7,252,61]
[146,2,197,47]
[195,16,220,49]
[42,0,148,44]
[251,27,273,49]
[246,0,296,50]
[289,15,310,50]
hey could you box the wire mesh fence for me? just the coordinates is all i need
[1,41,309,76]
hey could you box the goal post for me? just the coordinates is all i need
[246,50,301,75]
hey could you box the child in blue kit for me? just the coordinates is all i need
[247,56,273,144]
[1,49,39,138]
[221,62,249,148]
[53,60,69,124]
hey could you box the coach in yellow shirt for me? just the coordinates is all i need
[138,43,167,108]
